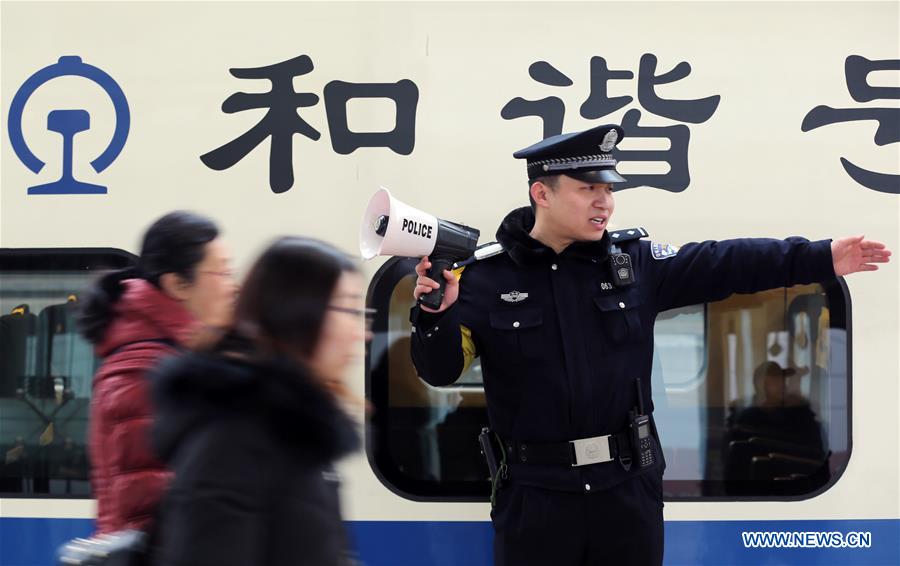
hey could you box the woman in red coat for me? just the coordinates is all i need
[79,211,236,534]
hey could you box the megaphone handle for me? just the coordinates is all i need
[419,258,454,311]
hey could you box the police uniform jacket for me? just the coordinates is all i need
[410,206,836,493]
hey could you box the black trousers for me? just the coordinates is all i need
[491,471,664,566]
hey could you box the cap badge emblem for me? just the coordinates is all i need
[599,129,618,152]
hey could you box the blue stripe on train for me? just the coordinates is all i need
[1,518,897,565]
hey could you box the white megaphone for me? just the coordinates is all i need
[360,187,480,310]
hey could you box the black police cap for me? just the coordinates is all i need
[513,123,626,184]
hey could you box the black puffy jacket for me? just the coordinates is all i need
[151,350,360,566]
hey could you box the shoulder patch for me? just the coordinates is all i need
[608,227,649,244]
[651,242,679,260]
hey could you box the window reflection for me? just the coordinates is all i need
[380,273,486,490]
[1,252,133,496]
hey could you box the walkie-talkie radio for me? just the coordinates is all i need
[629,378,655,469]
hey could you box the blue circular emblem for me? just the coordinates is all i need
[8,56,130,194]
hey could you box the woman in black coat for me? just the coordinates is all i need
[151,237,367,566]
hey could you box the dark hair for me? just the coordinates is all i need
[78,211,220,344]
[228,237,358,360]
[528,175,560,211]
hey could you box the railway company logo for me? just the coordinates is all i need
[8,56,130,195]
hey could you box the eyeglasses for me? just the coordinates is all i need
[199,270,235,279]
[327,306,377,331]
[327,306,377,317]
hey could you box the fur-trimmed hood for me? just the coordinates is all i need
[496,207,611,266]
[151,351,360,466]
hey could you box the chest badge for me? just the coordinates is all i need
[500,290,529,303]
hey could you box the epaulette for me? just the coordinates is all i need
[452,242,506,268]
[608,227,649,244]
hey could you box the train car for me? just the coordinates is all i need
[1,2,897,565]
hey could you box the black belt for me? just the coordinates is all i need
[505,431,631,467]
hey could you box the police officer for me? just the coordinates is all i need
[408,123,891,566]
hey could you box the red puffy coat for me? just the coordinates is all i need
[89,278,198,534]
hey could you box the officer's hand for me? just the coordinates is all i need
[831,235,892,276]
[413,256,459,313]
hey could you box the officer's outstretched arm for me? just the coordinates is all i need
[648,237,836,312]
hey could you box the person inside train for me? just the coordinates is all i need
[150,237,366,566]
[725,361,828,491]
[729,362,825,449]
[78,211,236,535]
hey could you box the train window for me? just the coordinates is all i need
[657,282,850,499]
[0,249,134,497]
[366,258,850,500]
[366,258,488,499]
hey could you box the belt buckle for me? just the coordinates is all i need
[570,435,612,467]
